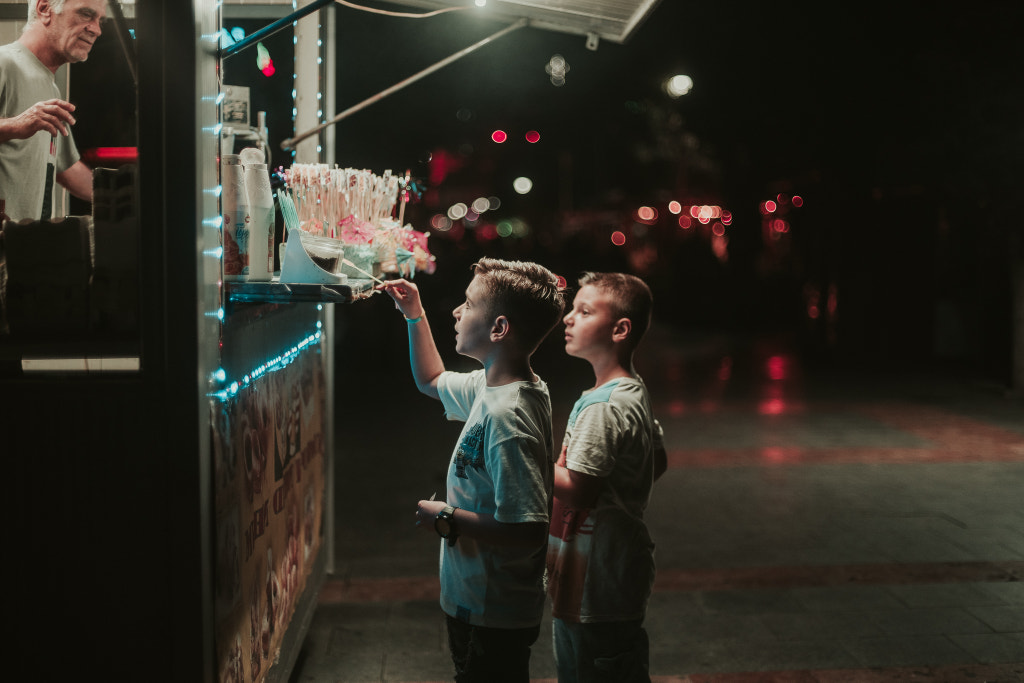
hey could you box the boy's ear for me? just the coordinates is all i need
[612,318,632,343]
[490,315,511,342]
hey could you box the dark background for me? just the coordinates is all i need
[70,1,1023,384]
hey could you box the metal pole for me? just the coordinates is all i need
[281,18,528,151]
[106,0,137,85]
[221,0,333,59]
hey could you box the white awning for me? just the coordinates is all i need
[383,0,663,44]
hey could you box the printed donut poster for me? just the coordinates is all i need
[212,345,326,683]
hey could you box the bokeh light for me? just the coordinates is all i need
[668,200,682,214]
[611,231,626,246]
[525,130,541,143]
[513,177,533,194]
[430,214,452,232]
[664,74,694,98]
[447,202,468,220]
[546,54,569,86]
[767,355,787,380]
[491,130,507,143]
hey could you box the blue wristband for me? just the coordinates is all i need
[405,314,423,324]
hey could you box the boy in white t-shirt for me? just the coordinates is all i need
[380,258,566,683]
[546,272,667,683]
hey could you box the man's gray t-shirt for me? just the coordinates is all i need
[0,41,80,221]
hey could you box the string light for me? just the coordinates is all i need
[208,328,323,402]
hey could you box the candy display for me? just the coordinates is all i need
[280,164,434,280]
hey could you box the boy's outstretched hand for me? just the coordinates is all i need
[378,279,425,320]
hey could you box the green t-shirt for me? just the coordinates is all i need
[0,41,80,221]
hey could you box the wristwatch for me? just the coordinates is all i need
[435,505,459,546]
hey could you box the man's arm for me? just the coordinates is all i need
[0,99,77,144]
[56,160,93,202]
[379,279,445,399]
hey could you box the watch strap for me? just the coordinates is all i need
[435,505,458,546]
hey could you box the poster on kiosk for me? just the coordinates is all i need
[212,340,327,683]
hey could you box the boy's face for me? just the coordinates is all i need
[452,274,494,360]
[563,284,621,360]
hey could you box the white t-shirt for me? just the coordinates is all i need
[546,377,660,623]
[436,369,554,628]
[0,41,80,221]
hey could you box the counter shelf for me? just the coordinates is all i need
[224,278,377,305]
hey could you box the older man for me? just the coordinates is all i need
[0,0,105,221]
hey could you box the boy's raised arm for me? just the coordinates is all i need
[379,279,444,400]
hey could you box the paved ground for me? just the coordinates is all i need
[291,318,1024,683]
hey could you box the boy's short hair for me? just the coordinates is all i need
[578,272,653,350]
[471,257,566,353]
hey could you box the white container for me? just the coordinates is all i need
[220,154,250,281]
[242,162,274,282]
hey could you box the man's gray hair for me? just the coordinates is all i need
[28,0,68,23]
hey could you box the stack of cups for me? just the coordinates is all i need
[220,148,274,282]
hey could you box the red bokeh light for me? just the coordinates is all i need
[792,195,804,207]
[611,231,626,246]
[491,130,508,143]
[678,215,692,229]
[718,357,733,381]
[476,223,499,241]
[758,398,786,415]
[767,355,787,380]
[525,130,540,143]
[668,200,682,214]
[764,200,777,213]
[637,206,657,222]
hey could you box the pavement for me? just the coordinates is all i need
[290,315,1024,683]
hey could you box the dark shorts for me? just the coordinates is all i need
[445,613,541,683]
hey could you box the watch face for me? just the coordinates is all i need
[435,506,456,539]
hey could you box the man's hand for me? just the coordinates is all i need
[0,99,76,142]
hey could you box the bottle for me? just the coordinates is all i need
[220,155,249,281]
[242,162,274,281]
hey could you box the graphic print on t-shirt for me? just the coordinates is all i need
[40,135,56,219]
[453,422,485,478]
